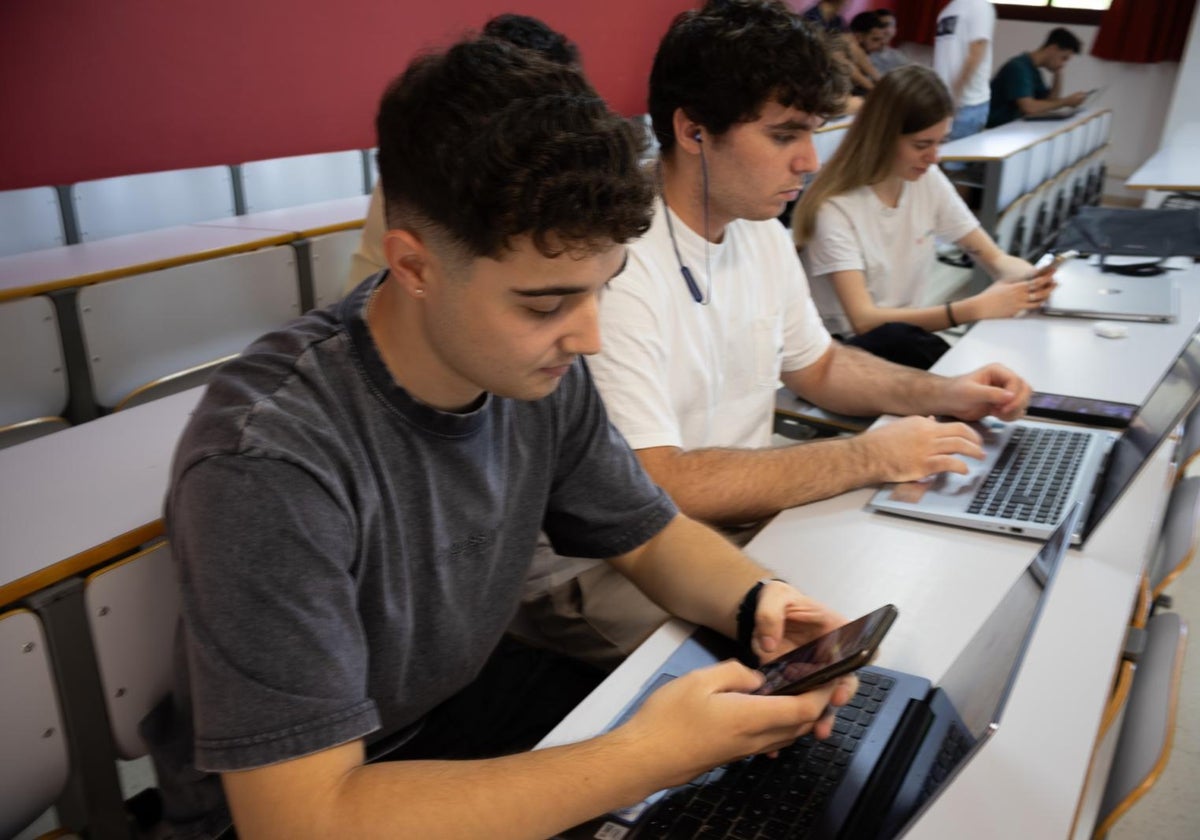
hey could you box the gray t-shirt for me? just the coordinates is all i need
[148,274,676,829]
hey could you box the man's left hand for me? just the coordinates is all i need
[940,363,1032,422]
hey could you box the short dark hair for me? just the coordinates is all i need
[875,8,895,22]
[1044,27,1082,53]
[376,38,652,260]
[482,14,580,66]
[649,0,848,153]
[849,11,883,34]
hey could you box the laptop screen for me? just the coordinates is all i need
[1085,332,1200,538]
[936,504,1075,739]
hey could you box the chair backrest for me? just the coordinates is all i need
[1095,111,1113,149]
[0,187,67,257]
[0,608,71,839]
[993,194,1029,258]
[0,295,69,430]
[1150,476,1200,598]
[84,543,182,760]
[363,148,379,190]
[239,150,365,214]
[308,229,363,311]
[77,245,301,410]
[1025,139,1052,194]
[72,166,236,242]
[1048,131,1070,177]
[1066,123,1088,169]
[997,147,1031,216]
[1093,611,1188,838]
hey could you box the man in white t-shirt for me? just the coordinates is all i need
[516,0,1034,667]
[934,0,995,143]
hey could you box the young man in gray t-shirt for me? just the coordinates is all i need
[146,35,857,839]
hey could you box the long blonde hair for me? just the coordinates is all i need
[792,65,954,248]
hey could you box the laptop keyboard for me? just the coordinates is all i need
[965,426,1091,524]
[629,671,895,839]
[917,722,971,806]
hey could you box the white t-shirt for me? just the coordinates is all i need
[934,0,995,107]
[589,197,831,452]
[801,167,979,337]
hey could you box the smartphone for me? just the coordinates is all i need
[1026,391,1137,428]
[751,604,898,696]
[1034,249,1080,276]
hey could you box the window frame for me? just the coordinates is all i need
[993,3,1106,26]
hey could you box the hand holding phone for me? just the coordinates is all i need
[751,604,898,696]
[1032,249,1079,278]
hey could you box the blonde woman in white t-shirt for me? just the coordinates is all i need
[793,65,1055,368]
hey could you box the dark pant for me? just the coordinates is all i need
[840,322,951,370]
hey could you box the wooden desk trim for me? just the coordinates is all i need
[0,519,164,608]
[0,233,298,304]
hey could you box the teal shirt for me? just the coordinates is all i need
[988,53,1049,128]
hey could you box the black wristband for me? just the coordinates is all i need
[735,578,786,667]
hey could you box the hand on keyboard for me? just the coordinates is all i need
[856,416,984,483]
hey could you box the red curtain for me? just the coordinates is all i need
[1093,0,1197,63]
[895,0,947,46]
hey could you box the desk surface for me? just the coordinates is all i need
[934,259,1200,405]
[940,108,1106,162]
[192,195,370,238]
[0,224,295,303]
[0,387,203,608]
[1125,121,1200,191]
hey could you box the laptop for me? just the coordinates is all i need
[1042,258,1178,323]
[555,505,1078,840]
[868,330,1200,544]
[1024,87,1104,121]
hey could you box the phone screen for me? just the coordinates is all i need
[1027,392,1137,425]
[752,604,897,696]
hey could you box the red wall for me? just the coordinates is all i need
[0,0,694,190]
[0,1,897,191]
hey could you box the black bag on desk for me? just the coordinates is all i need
[1056,206,1200,258]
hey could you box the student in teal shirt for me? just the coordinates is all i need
[988,27,1087,128]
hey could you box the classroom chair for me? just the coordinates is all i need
[996,147,1031,216]
[1066,123,1088,170]
[1147,475,1200,605]
[993,193,1030,258]
[0,609,72,839]
[362,147,379,191]
[0,296,71,449]
[0,186,68,257]
[1025,139,1052,195]
[84,542,181,763]
[1048,131,1070,179]
[307,229,362,311]
[1092,611,1188,838]
[76,246,301,411]
[71,166,236,242]
[238,150,366,214]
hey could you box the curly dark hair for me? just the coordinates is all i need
[649,0,849,153]
[376,38,653,259]
[482,13,580,66]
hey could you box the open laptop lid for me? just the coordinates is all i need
[1082,332,1200,541]
[891,502,1079,837]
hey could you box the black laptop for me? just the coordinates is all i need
[555,505,1079,840]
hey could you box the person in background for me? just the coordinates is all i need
[145,34,857,840]
[933,0,995,143]
[845,12,889,94]
[870,8,911,75]
[793,65,1056,368]
[803,0,878,95]
[988,27,1087,128]
[515,1,1035,669]
[343,14,580,294]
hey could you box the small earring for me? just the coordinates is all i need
[414,287,425,296]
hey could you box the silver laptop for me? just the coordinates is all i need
[869,331,1200,544]
[554,505,1078,840]
[1042,258,1178,323]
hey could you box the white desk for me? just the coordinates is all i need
[1125,122,1200,191]
[192,195,370,238]
[940,108,1105,163]
[934,259,1200,406]
[0,386,203,607]
[0,225,295,304]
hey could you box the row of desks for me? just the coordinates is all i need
[0,194,370,303]
[546,259,1200,839]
